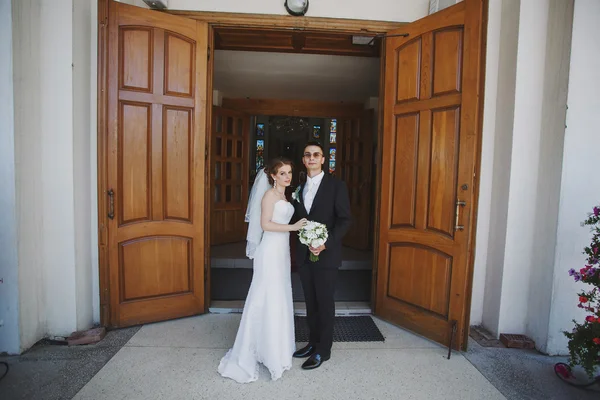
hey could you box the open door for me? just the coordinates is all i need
[210,107,250,245]
[338,111,374,250]
[375,0,485,350]
[105,2,208,327]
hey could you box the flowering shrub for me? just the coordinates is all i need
[564,205,600,378]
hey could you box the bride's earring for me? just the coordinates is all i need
[273,180,277,189]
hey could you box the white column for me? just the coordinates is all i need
[474,0,573,352]
[0,0,20,354]
[74,0,95,331]
[546,0,600,355]
[13,0,47,351]
[12,0,95,348]
[40,0,78,336]
[469,0,502,326]
[479,0,522,336]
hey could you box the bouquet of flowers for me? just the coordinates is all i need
[299,221,328,262]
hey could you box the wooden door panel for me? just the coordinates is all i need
[339,112,373,250]
[391,113,419,228]
[211,108,249,245]
[120,237,192,300]
[426,107,460,236]
[164,106,192,221]
[106,1,208,327]
[119,102,151,224]
[432,29,463,96]
[375,0,484,350]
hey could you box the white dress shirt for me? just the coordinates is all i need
[303,171,324,213]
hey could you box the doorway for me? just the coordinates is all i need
[207,44,381,311]
[98,0,486,351]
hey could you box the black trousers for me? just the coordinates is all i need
[299,263,338,358]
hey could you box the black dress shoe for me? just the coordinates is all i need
[301,353,330,370]
[293,344,316,358]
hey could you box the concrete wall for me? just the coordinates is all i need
[0,0,20,355]
[546,0,600,355]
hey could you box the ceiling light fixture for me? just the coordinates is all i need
[284,0,309,17]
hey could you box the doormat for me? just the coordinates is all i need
[294,315,385,342]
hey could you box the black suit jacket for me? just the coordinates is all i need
[291,173,353,269]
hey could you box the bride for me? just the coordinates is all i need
[218,158,307,383]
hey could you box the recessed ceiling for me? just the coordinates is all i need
[213,50,380,103]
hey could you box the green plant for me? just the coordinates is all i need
[564,205,600,378]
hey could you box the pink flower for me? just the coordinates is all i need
[594,206,600,216]
[580,296,589,303]
[586,316,597,323]
[555,364,571,378]
[593,338,600,345]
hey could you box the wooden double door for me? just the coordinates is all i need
[100,0,486,350]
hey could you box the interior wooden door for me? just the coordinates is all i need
[105,1,208,327]
[375,0,485,350]
[338,111,374,250]
[211,107,250,245]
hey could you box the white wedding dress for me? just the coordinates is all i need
[218,199,296,383]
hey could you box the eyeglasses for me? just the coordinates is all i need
[303,152,323,159]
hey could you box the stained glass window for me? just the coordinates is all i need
[329,119,337,144]
[313,125,321,139]
[329,119,337,174]
[256,123,265,136]
[329,148,336,174]
[256,140,264,171]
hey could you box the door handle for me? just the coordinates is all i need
[107,189,115,220]
[455,200,466,231]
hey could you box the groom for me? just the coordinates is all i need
[291,141,352,370]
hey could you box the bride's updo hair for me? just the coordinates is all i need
[264,157,294,186]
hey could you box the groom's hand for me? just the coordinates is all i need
[309,244,326,256]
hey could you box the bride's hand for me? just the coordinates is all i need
[292,218,308,231]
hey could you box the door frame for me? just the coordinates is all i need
[97,1,488,343]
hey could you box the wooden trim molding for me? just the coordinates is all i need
[214,27,381,57]
[167,10,405,34]
[221,98,367,118]
[97,0,109,326]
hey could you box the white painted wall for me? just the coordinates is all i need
[11,0,95,349]
[73,0,95,332]
[12,0,47,351]
[479,0,521,335]
[168,0,429,22]
[546,0,600,355]
[0,0,20,355]
[473,1,573,354]
[90,0,100,327]
[524,0,573,353]
[40,0,79,337]
[469,0,502,327]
